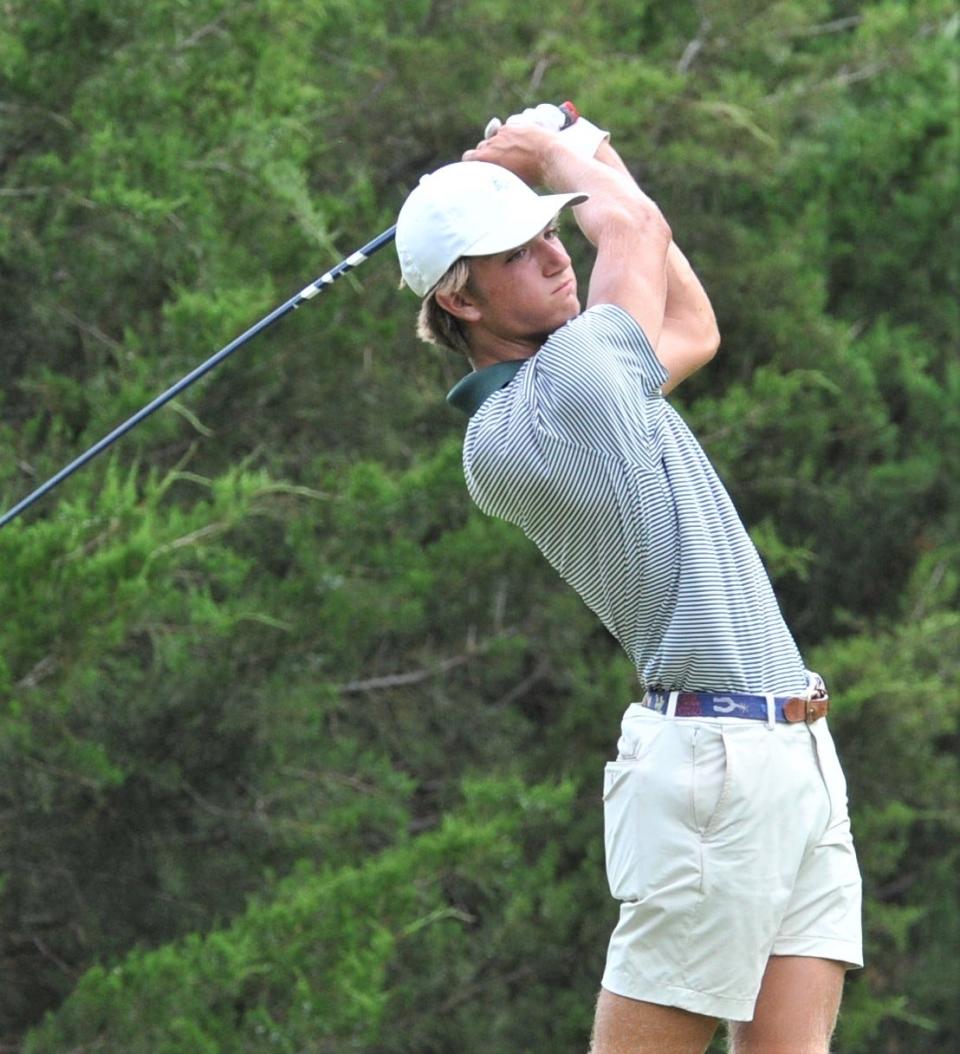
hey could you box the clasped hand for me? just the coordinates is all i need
[462,121,558,187]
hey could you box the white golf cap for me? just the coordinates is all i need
[396,161,588,297]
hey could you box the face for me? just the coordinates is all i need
[461,223,580,353]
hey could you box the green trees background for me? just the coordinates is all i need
[1,1,957,1050]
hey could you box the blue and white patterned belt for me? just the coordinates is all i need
[643,677,829,727]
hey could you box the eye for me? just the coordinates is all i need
[544,225,560,239]
[506,246,527,263]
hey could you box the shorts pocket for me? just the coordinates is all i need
[616,705,665,760]
[691,725,730,836]
[603,760,649,901]
[810,721,850,826]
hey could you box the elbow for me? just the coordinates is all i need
[695,312,720,367]
[686,334,719,378]
[650,207,672,251]
[704,325,721,363]
[622,200,672,249]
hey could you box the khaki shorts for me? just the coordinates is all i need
[601,704,862,1022]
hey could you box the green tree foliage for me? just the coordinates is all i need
[812,612,960,1051]
[1,0,957,1051]
[23,779,603,1054]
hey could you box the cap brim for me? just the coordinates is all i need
[463,191,588,259]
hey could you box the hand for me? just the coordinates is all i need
[462,122,559,187]
[484,102,609,160]
[485,102,571,138]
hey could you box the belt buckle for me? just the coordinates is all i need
[805,695,829,723]
[783,693,830,724]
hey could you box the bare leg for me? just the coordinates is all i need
[729,956,846,1054]
[590,988,719,1054]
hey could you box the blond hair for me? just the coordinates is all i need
[414,258,473,357]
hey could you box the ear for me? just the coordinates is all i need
[435,286,483,324]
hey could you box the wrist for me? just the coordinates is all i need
[562,114,609,160]
[539,135,581,191]
[519,125,568,187]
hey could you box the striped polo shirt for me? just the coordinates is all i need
[449,304,808,695]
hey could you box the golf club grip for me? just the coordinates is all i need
[558,100,580,128]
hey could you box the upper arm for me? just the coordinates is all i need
[531,306,668,458]
[583,206,673,352]
[657,318,721,395]
[577,143,718,393]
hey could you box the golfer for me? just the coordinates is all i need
[395,106,862,1054]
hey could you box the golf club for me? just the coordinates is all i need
[0,224,397,529]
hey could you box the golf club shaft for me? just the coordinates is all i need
[0,225,397,529]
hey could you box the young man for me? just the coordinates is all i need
[395,108,862,1054]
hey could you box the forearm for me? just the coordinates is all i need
[594,141,716,335]
[593,136,719,387]
[540,139,670,254]
[541,138,671,345]
[656,241,720,392]
[664,242,718,340]
[595,148,719,334]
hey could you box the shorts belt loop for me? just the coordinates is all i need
[764,694,776,730]
[666,690,679,718]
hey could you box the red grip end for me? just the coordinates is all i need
[559,100,580,127]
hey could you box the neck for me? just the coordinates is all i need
[468,331,542,371]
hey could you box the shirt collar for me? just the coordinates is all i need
[446,360,527,417]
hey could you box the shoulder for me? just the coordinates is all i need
[465,307,667,464]
[462,305,669,481]
[537,304,669,394]
[461,364,548,520]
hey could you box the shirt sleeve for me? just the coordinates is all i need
[525,304,668,460]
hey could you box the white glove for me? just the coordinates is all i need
[506,103,569,133]
[484,102,609,160]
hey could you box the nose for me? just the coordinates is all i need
[537,233,570,273]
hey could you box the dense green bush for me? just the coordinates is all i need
[2,0,957,1050]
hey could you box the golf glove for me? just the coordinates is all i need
[484,102,609,160]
